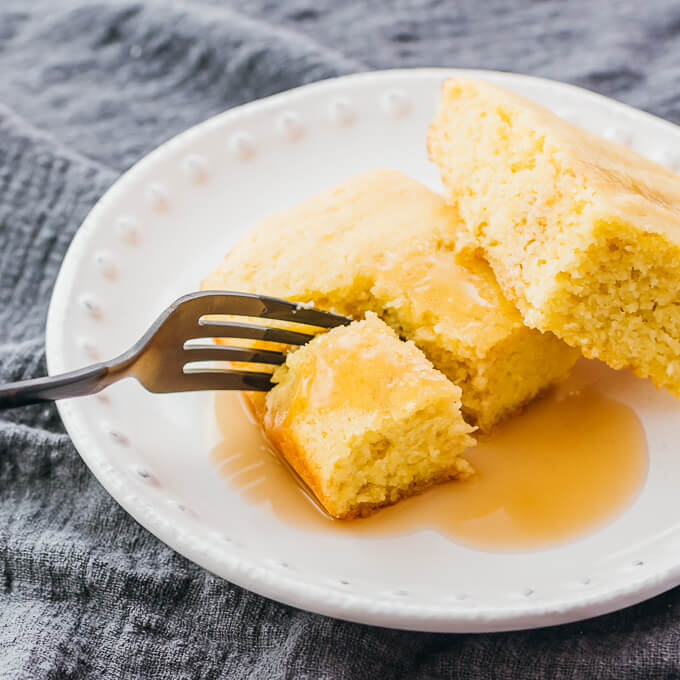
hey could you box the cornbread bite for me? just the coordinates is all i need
[429,77,680,396]
[203,169,577,429]
[263,314,475,519]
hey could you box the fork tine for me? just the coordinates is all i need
[182,344,285,365]
[177,291,350,329]
[189,319,315,345]
[177,369,274,392]
[242,293,350,328]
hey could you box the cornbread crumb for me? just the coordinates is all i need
[263,314,475,519]
[203,169,577,429]
[428,77,680,396]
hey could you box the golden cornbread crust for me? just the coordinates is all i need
[203,169,577,429]
[261,408,468,519]
[261,314,474,519]
[429,77,680,396]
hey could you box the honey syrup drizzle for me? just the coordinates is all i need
[210,360,648,551]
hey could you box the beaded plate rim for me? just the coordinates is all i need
[45,68,680,632]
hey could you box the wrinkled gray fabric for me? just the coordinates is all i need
[2,1,680,678]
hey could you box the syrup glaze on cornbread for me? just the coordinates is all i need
[429,77,680,397]
[203,169,577,430]
[212,360,648,550]
[262,314,474,519]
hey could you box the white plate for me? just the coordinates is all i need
[46,69,680,633]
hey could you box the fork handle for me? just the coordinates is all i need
[0,363,111,409]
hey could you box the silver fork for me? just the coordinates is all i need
[0,291,350,410]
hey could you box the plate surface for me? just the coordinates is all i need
[46,69,680,632]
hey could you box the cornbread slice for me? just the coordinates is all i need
[429,77,680,396]
[263,314,475,519]
[203,169,577,430]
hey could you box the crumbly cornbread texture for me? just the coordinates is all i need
[428,77,680,396]
[203,169,577,429]
[263,314,475,519]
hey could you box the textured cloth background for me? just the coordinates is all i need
[1,1,680,677]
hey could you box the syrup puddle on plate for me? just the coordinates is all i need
[210,359,648,551]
